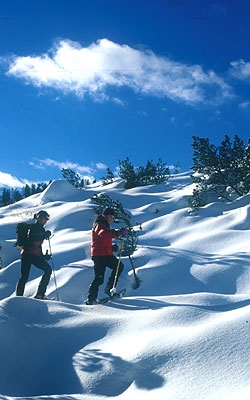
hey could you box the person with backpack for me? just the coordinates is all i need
[85,207,128,305]
[16,210,52,299]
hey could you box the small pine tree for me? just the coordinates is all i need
[173,161,181,174]
[118,157,138,189]
[31,184,36,194]
[23,184,31,198]
[152,158,170,184]
[61,168,82,188]
[190,134,250,210]
[1,188,11,206]
[101,168,115,186]
[118,157,170,188]
[13,189,23,202]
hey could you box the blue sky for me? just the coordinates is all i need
[0,0,250,187]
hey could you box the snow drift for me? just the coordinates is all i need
[1,173,250,400]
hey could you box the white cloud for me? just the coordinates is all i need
[0,171,27,188]
[230,59,250,80]
[239,101,250,112]
[29,158,106,182]
[96,162,107,170]
[6,38,233,106]
[30,158,93,174]
[112,97,127,106]
[170,116,177,126]
[137,110,148,117]
[0,159,107,189]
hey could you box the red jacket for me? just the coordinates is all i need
[91,215,117,256]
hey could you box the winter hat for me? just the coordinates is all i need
[34,210,50,220]
[103,207,115,216]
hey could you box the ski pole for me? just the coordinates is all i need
[48,238,60,301]
[128,255,141,289]
[110,236,125,296]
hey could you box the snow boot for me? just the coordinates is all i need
[84,299,98,305]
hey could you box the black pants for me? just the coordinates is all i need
[16,254,52,297]
[87,255,124,302]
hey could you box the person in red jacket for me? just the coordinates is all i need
[16,210,52,299]
[85,207,128,305]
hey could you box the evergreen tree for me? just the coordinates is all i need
[0,181,48,207]
[61,168,82,188]
[190,134,250,210]
[1,188,11,205]
[118,157,170,189]
[13,189,23,202]
[173,161,181,174]
[23,184,31,198]
[152,158,170,184]
[31,184,37,194]
[102,168,115,186]
[118,157,138,189]
[36,182,48,193]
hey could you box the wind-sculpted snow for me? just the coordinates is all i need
[0,173,250,399]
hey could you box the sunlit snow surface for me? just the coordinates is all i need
[1,173,250,400]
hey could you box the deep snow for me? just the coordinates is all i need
[1,172,250,400]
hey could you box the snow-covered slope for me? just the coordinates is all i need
[1,173,250,400]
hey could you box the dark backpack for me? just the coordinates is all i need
[16,222,30,248]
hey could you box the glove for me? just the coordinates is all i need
[117,228,128,237]
[112,244,119,253]
[44,230,51,239]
